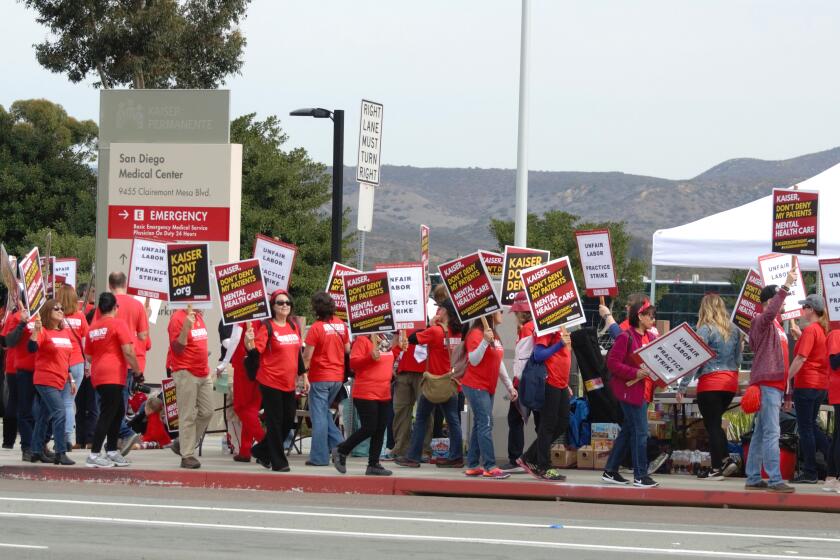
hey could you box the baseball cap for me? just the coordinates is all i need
[509,291,530,313]
[798,294,825,313]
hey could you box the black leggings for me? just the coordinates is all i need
[338,398,389,466]
[524,384,570,470]
[92,384,124,454]
[697,390,735,469]
[829,404,840,478]
[253,385,297,470]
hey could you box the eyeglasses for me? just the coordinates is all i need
[802,305,812,310]
[274,300,292,307]
[53,306,64,312]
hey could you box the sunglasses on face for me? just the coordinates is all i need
[274,300,292,307]
[53,307,64,312]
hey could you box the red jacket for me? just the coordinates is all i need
[748,286,789,386]
[607,328,657,406]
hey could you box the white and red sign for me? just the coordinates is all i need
[107,205,230,242]
[634,323,716,385]
[772,188,819,256]
[326,262,361,323]
[520,256,586,336]
[19,247,47,316]
[375,262,427,330]
[819,258,840,330]
[757,253,806,321]
[53,258,78,291]
[253,234,297,294]
[127,239,169,300]
[575,229,618,297]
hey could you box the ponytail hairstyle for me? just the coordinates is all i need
[816,307,830,334]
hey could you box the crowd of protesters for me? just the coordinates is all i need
[1,264,839,494]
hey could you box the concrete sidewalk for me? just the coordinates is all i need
[2,446,839,513]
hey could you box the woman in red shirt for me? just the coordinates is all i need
[57,284,89,452]
[247,289,303,472]
[825,328,840,493]
[789,294,831,483]
[461,311,517,479]
[332,333,395,476]
[84,292,141,468]
[28,299,75,465]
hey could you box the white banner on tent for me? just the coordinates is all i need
[757,253,806,320]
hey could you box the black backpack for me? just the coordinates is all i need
[243,320,304,381]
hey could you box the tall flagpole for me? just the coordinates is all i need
[514,0,531,247]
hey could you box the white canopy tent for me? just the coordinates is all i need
[649,161,840,300]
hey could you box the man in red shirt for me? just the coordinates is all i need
[167,305,212,469]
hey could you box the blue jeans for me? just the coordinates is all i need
[61,363,85,442]
[16,370,35,451]
[793,388,830,478]
[308,381,345,465]
[118,369,136,439]
[605,401,649,480]
[406,393,463,462]
[463,385,496,471]
[31,385,66,455]
[746,385,784,485]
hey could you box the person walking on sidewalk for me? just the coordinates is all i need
[1,304,21,450]
[3,301,38,461]
[789,294,831,484]
[247,289,304,472]
[390,327,429,461]
[28,299,75,465]
[601,301,659,488]
[744,267,797,494]
[499,292,533,473]
[461,311,517,480]
[824,327,840,493]
[677,294,742,480]
[333,334,395,476]
[302,292,350,466]
[57,284,89,453]
[395,300,464,469]
[167,305,212,469]
[84,293,142,468]
[519,326,572,481]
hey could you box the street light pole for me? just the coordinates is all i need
[331,110,344,263]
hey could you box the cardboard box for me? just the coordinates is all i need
[551,445,577,468]
[594,449,611,470]
[590,422,620,440]
[577,446,595,469]
[591,438,614,452]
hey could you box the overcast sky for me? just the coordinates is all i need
[3,1,839,179]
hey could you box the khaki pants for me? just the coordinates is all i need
[172,370,214,460]
[392,372,432,457]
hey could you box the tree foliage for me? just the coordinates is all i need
[232,113,353,317]
[0,99,97,256]
[488,211,647,311]
[22,0,249,88]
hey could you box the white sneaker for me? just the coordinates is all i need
[822,478,840,493]
[107,450,131,467]
[86,454,115,468]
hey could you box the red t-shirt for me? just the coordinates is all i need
[95,294,150,369]
[826,330,840,404]
[396,328,427,374]
[698,371,738,393]
[63,311,90,366]
[462,328,504,394]
[33,327,73,389]
[518,320,536,341]
[255,320,302,392]
[793,322,828,390]
[349,335,394,401]
[167,310,209,377]
[535,331,571,390]
[415,324,452,376]
[760,322,790,392]
[85,316,132,387]
[7,312,38,372]
[304,318,349,383]
[2,312,18,374]
[143,412,173,446]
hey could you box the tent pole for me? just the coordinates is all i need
[650,264,657,303]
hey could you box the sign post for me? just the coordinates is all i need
[356,100,383,186]
[772,188,819,256]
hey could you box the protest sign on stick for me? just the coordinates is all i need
[632,323,716,386]
[575,229,618,298]
[819,257,840,330]
[420,225,430,279]
[167,243,211,308]
[730,268,764,336]
[375,262,426,330]
[500,245,550,306]
[772,188,819,256]
[326,262,360,323]
[214,259,271,325]
[438,252,501,324]
[53,258,77,291]
[161,377,179,432]
[343,270,396,335]
[127,239,169,300]
[520,256,586,336]
[253,234,297,293]
[758,253,806,320]
[479,251,504,282]
[19,247,47,316]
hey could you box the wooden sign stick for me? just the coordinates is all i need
[599,296,606,306]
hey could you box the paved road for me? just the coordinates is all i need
[0,480,838,559]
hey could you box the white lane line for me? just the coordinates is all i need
[0,511,834,560]
[0,496,838,544]
[0,543,49,550]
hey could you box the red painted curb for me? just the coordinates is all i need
[2,465,839,512]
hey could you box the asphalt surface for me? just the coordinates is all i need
[0,480,838,559]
